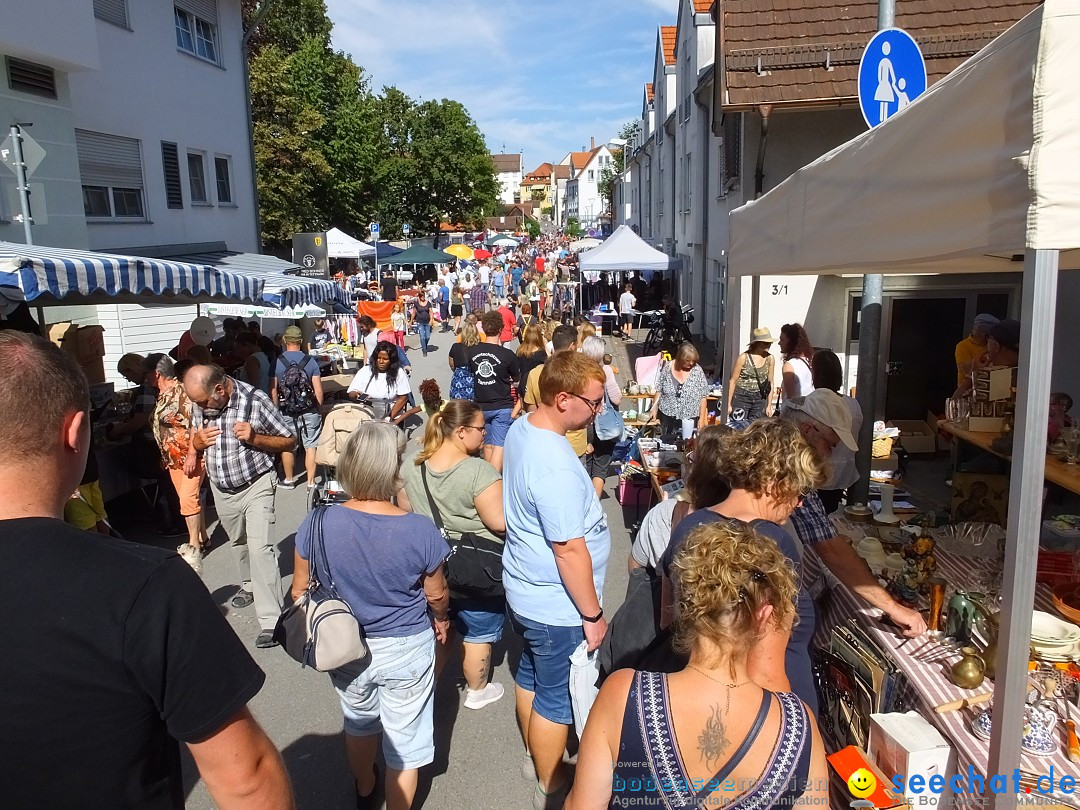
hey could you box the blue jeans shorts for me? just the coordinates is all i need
[453,598,505,643]
[482,408,514,447]
[508,609,585,726]
[329,628,435,770]
[289,411,323,449]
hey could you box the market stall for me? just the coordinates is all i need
[326,227,376,259]
[726,1,1080,799]
[578,225,681,315]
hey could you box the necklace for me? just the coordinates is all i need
[686,665,752,689]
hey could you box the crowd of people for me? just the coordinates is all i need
[4,228,951,810]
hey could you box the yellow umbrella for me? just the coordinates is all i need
[444,244,474,260]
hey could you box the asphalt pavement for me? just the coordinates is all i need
[155,320,638,809]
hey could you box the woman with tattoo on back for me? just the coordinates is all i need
[565,521,829,809]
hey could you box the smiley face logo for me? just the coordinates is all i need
[848,768,877,799]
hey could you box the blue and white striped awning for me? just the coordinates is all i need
[260,274,348,310]
[0,241,262,306]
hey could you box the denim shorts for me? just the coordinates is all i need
[453,599,505,643]
[508,609,585,725]
[289,411,323,449]
[329,628,435,770]
[483,408,514,447]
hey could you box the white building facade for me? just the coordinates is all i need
[491,153,523,206]
[0,0,260,385]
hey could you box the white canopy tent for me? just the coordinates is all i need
[578,225,682,275]
[727,2,1080,796]
[326,227,375,259]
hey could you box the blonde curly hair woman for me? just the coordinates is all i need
[658,418,826,713]
[566,521,828,810]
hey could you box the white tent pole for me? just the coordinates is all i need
[987,248,1058,809]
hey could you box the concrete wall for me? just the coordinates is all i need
[0,2,99,72]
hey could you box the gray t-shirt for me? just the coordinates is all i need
[295,505,446,638]
[401,455,503,544]
[630,498,679,569]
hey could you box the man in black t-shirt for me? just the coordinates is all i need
[381,269,398,301]
[469,310,520,472]
[0,331,293,810]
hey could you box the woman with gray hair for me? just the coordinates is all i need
[290,420,450,810]
[581,335,622,497]
[150,354,208,570]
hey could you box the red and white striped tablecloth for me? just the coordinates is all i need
[808,546,1080,781]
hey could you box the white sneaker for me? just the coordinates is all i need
[176,544,203,573]
[463,681,505,710]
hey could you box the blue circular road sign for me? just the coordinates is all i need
[857,28,927,128]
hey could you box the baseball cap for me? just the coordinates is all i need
[189,316,216,346]
[972,313,999,330]
[785,389,858,451]
[283,325,303,342]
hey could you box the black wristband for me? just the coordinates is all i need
[582,608,604,623]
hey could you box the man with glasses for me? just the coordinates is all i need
[781,390,927,637]
[502,351,611,809]
[185,364,295,648]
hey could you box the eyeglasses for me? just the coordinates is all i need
[569,393,605,412]
[809,424,840,453]
[461,424,486,435]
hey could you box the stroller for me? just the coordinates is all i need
[308,401,375,511]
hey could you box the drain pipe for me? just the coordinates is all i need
[754,104,772,198]
[241,1,275,252]
[695,88,711,345]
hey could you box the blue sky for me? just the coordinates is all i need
[324,0,678,172]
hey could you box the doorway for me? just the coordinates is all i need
[880,292,1010,419]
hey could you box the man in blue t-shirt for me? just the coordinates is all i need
[502,351,610,807]
[438,277,452,332]
[510,262,525,297]
[269,326,323,489]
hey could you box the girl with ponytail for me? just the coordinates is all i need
[399,399,508,711]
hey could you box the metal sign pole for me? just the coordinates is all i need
[10,124,33,245]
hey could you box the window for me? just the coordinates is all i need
[214,156,232,203]
[6,57,56,99]
[93,0,129,28]
[686,154,692,211]
[719,113,742,194]
[677,157,684,212]
[75,129,146,221]
[588,170,594,181]
[175,2,218,63]
[161,142,183,208]
[187,152,207,203]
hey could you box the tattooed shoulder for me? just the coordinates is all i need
[697,704,730,769]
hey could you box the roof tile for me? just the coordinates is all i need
[661,25,677,65]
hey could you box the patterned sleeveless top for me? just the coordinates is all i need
[611,671,811,810]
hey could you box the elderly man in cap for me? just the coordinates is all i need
[955,313,999,391]
[185,364,296,648]
[781,389,927,637]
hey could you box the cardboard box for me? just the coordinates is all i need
[870,712,956,807]
[871,452,900,472]
[973,365,1015,401]
[967,416,1005,432]
[47,322,106,383]
[888,420,938,455]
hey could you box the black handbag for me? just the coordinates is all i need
[420,465,505,599]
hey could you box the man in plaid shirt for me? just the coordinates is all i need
[469,279,489,314]
[186,364,295,648]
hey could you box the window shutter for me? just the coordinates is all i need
[161,142,183,208]
[93,0,128,28]
[75,129,144,188]
[721,113,742,192]
[6,57,56,99]
[175,0,217,24]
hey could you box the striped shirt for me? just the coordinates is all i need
[192,377,294,492]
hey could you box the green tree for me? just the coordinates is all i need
[242,0,332,54]
[524,219,541,240]
[566,217,582,239]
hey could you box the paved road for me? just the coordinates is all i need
[162,323,637,809]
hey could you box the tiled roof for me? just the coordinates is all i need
[692,0,713,12]
[719,0,1040,109]
[660,26,677,66]
[552,164,572,180]
[525,162,553,177]
[569,149,599,171]
[491,153,522,173]
[646,82,654,102]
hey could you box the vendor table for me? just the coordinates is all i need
[320,373,353,402]
[941,421,1080,497]
[808,545,1080,786]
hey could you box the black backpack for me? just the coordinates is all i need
[278,358,316,415]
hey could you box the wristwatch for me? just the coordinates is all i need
[582,608,604,623]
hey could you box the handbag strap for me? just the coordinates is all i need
[747,352,765,387]
[419,464,450,536]
[307,505,338,595]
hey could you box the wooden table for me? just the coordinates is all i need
[940,421,1080,496]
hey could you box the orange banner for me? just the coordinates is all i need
[357,301,395,332]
